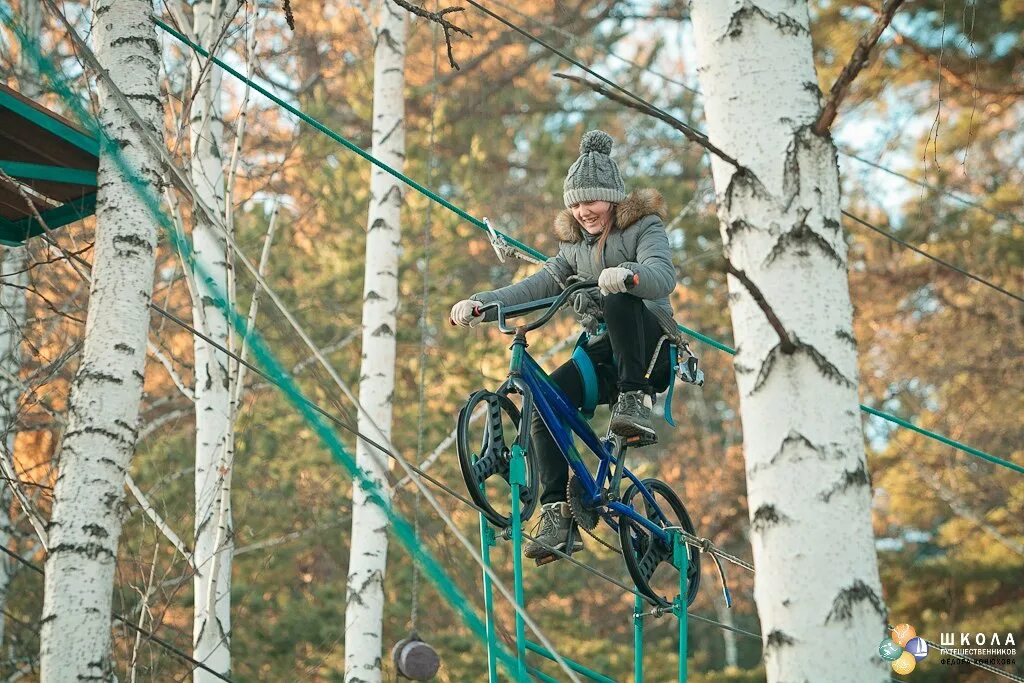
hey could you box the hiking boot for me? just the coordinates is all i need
[524,502,583,559]
[610,391,657,445]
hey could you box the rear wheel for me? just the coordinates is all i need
[456,390,537,528]
[618,478,701,608]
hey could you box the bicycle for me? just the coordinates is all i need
[454,279,701,607]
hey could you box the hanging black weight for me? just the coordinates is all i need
[391,633,440,680]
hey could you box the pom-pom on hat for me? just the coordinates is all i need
[563,130,626,207]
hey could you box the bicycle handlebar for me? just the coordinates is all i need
[451,272,638,334]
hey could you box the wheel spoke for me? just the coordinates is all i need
[519,486,534,508]
[484,396,505,449]
[472,452,507,482]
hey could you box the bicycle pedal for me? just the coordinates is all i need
[534,553,560,566]
[624,433,657,448]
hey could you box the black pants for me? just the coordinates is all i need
[532,294,672,505]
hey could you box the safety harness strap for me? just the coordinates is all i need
[571,334,600,419]
[664,344,678,427]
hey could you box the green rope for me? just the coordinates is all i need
[152,17,547,263]
[681,328,1023,474]
[859,405,1024,475]
[680,329,1022,474]
[3,9,526,678]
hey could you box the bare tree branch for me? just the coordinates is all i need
[125,475,197,571]
[814,0,906,135]
[890,29,1024,97]
[283,0,295,30]
[724,260,796,355]
[388,0,472,70]
[553,72,743,168]
[920,472,1024,558]
[147,340,195,402]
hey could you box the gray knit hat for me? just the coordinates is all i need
[563,130,626,207]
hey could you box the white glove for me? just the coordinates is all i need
[598,267,634,296]
[450,299,483,327]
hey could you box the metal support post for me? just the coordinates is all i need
[633,593,644,682]
[479,515,498,683]
[672,530,688,683]
[509,444,528,682]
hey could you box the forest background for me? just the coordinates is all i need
[0,0,1021,680]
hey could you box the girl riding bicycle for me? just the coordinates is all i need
[450,130,686,558]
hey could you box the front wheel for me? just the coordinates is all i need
[456,390,538,528]
[618,478,701,608]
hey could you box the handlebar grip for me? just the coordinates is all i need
[449,304,487,326]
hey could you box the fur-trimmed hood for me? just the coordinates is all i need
[553,188,668,243]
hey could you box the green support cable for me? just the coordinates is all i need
[527,665,562,683]
[152,17,545,263]
[633,593,644,683]
[673,531,688,683]
[479,516,499,683]
[677,328,1021,474]
[2,11,530,680]
[859,405,1024,474]
[524,640,618,683]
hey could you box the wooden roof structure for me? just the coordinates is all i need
[0,82,99,246]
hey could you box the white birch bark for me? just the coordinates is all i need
[714,598,739,669]
[344,2,407,680]
[689,2,887,680]
[0,0,41,647]
[0,248,26,653]
[38,0,164,676]
[187,1,234,677]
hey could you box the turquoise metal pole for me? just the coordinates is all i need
[673,531,688,683]
[479,515,499,683]
[634,593,644,682]
[510,444,529,682]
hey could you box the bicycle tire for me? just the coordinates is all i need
[618,478,701,608]
[456,390,538,528]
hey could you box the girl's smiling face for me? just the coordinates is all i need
[571,200,614,235]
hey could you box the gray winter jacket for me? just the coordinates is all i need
[471,188,681,340]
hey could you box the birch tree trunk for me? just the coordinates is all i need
[714,597,739,669]
[39,0,164,676]
[689,2,887,680]
[344,1,406,680]
[0,248,26,654]
[188,1,234,677]
[0,0,41,646]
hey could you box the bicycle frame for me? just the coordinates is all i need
[500,329,673,547]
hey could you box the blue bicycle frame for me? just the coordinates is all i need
[499,332,674,547]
